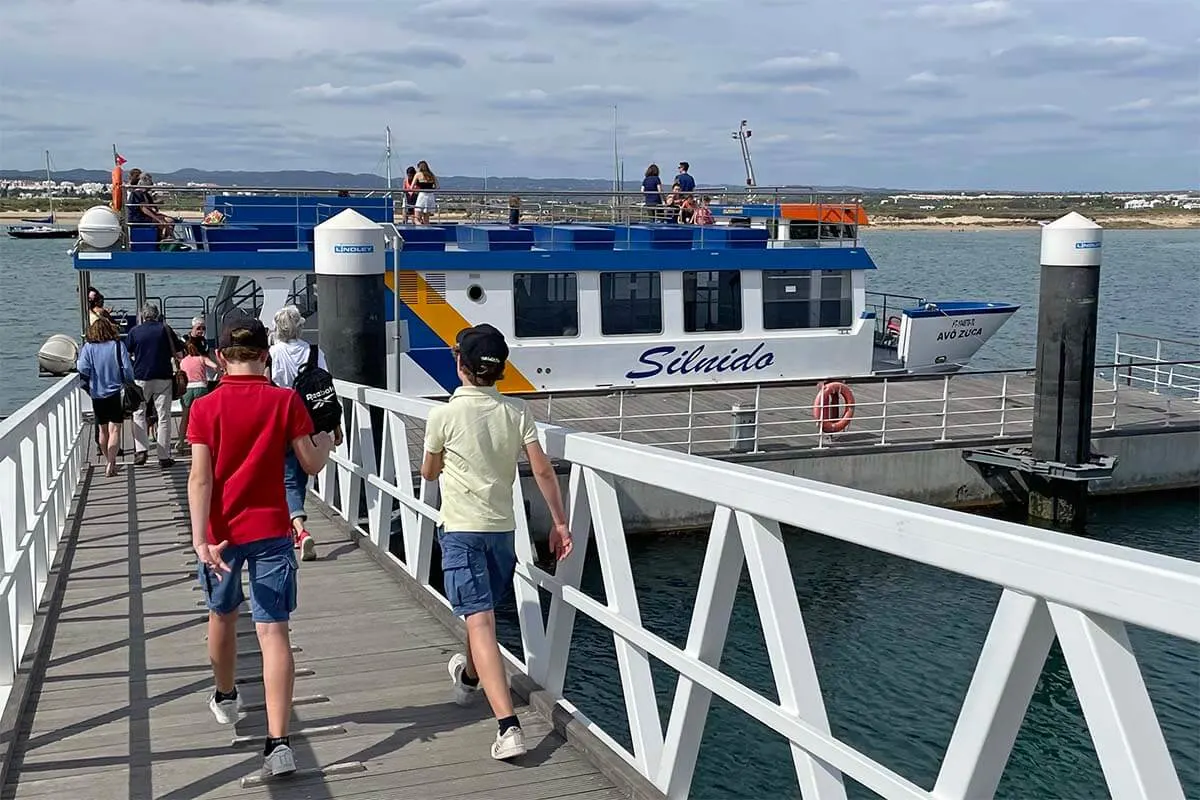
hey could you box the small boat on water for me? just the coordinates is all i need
[7,151,78,240]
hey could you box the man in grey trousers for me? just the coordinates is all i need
[126,303,180,467]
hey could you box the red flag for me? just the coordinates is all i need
[115,153,128,166]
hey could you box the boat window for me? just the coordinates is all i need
[819,272,853,327]
[513,272,579,338]
[600,271,662,335]
[683,270,742,333]
[762,270,813,330]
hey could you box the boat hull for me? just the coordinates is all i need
[8,228,77,240]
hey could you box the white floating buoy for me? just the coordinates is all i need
[37,334,79,376]
[78,205,122,249]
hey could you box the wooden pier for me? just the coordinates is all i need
[1,458,631,800]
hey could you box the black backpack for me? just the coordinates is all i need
[293,344,340,433]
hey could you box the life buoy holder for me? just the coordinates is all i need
[813,381,855,433]
[110,166,123,211]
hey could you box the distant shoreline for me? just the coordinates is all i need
[2,209,1197,231]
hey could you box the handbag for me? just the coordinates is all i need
[164,325,188,400]
[115,340,144,418]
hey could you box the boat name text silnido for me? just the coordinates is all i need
[626,343,776,380]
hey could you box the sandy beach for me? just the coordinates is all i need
[4,209,1198,230]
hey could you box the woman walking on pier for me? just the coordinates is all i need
[76,316,135,477]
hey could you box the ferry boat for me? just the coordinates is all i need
[67,186,1018,397]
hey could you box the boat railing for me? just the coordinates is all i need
[1113,331,1200,399]
[104,184,867,254]
[0,376,87,711]
[531,359,1200,456]
[865,290,928,346]
[313,377,1199,799]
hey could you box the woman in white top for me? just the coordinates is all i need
[270,305,342,561]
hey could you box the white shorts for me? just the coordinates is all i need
[416,192,436,212]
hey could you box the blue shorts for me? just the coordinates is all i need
[198,536,298,623]
[440,531,516,617]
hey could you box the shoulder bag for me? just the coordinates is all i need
[115,340,145,418]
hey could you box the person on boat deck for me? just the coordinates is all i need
[693,195,715,226]
[126,170,174,241]
[675,162,696,196]
[665,181,683,219]
[77,316,135,478]
[269,305,344,562]
[187,316,211,355]
[508,195,521,225]
[678,193,697,224]
[127,303,182,468]
[413,160,438,225]
[642,163,664,221]
[402,166,418,224]
[177,340,220,454]
[87,287,112,325]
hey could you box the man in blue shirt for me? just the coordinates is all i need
[127,303,180,467]
[676,162,696,195]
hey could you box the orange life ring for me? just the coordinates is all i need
[813,381,855,433]
[110,166,123,211]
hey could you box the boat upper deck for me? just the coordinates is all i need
[73,187,876,274]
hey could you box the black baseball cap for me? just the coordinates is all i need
[218,310,270,350]
[455,323,508,374]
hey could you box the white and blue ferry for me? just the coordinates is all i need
[69,188,1018,397]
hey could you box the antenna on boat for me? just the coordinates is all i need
[612,104,620,220]
[384,126,393,196]
[732,120,756,192]
[44,150,54,223]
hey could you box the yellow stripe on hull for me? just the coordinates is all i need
[386,271,536,393]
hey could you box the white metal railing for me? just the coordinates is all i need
[314,378,1200,800]
[534,361,1200,457]
[0,377,88,710]
[1113,332,1200,400]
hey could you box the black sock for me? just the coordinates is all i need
[215,688,237,702]
[462,671,479,687]
[264,735,290,756]
[498,715,520,735]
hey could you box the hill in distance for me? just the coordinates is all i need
[0,166,883,194]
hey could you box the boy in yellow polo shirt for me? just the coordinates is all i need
[421,324,572,760]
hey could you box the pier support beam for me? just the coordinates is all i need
[314,210,388,391]
[1028,212,1103,530]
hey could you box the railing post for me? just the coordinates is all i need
[685,388,695,455]
[752,384,761,452]
[878,379,889,445]
[939,374,951,441]
[546,393,554,424]
[1152,339,1162,393]
[617,392,625,440]
[997,374,1008,438]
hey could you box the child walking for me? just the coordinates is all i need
[187,313,333,779]
[421,323,573,760]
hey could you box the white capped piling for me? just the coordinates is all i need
[1028,212,1103,528]
[313,210,388,391]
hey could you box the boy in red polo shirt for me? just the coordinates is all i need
[187,312,333,780]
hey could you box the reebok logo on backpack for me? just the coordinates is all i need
[293,344,340,433]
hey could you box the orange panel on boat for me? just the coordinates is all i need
[779,204,870,224]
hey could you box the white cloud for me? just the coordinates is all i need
[293,80,431,103]
[1109,98,1155,112]
[898,1,1022,29]
[742,52,857,83]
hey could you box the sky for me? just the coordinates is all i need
[0,0,1197,190]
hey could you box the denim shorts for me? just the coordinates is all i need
[198,535,298,623]
[440,531,516,617]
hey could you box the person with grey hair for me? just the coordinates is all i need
[268,305,343,561]
[127,302,183,467]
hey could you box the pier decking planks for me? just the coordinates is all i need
[2,461,627,800]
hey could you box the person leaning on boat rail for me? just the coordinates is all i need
[642,163,664,221]
[76,316,135,478]
[413,160,438,225]
[402,165,418,224]
[269,305,343,561]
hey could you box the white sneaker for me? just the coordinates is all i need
[491,726,527,760]
[208,691,244,724]
[447,653,481,706]
[262,743,297,779]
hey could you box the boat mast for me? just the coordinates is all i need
[45,150,54,222]
[612,104,620,220]
[732,120,756,192]
[384,126,393,196]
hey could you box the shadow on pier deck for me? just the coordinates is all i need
[0,452,633,800]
